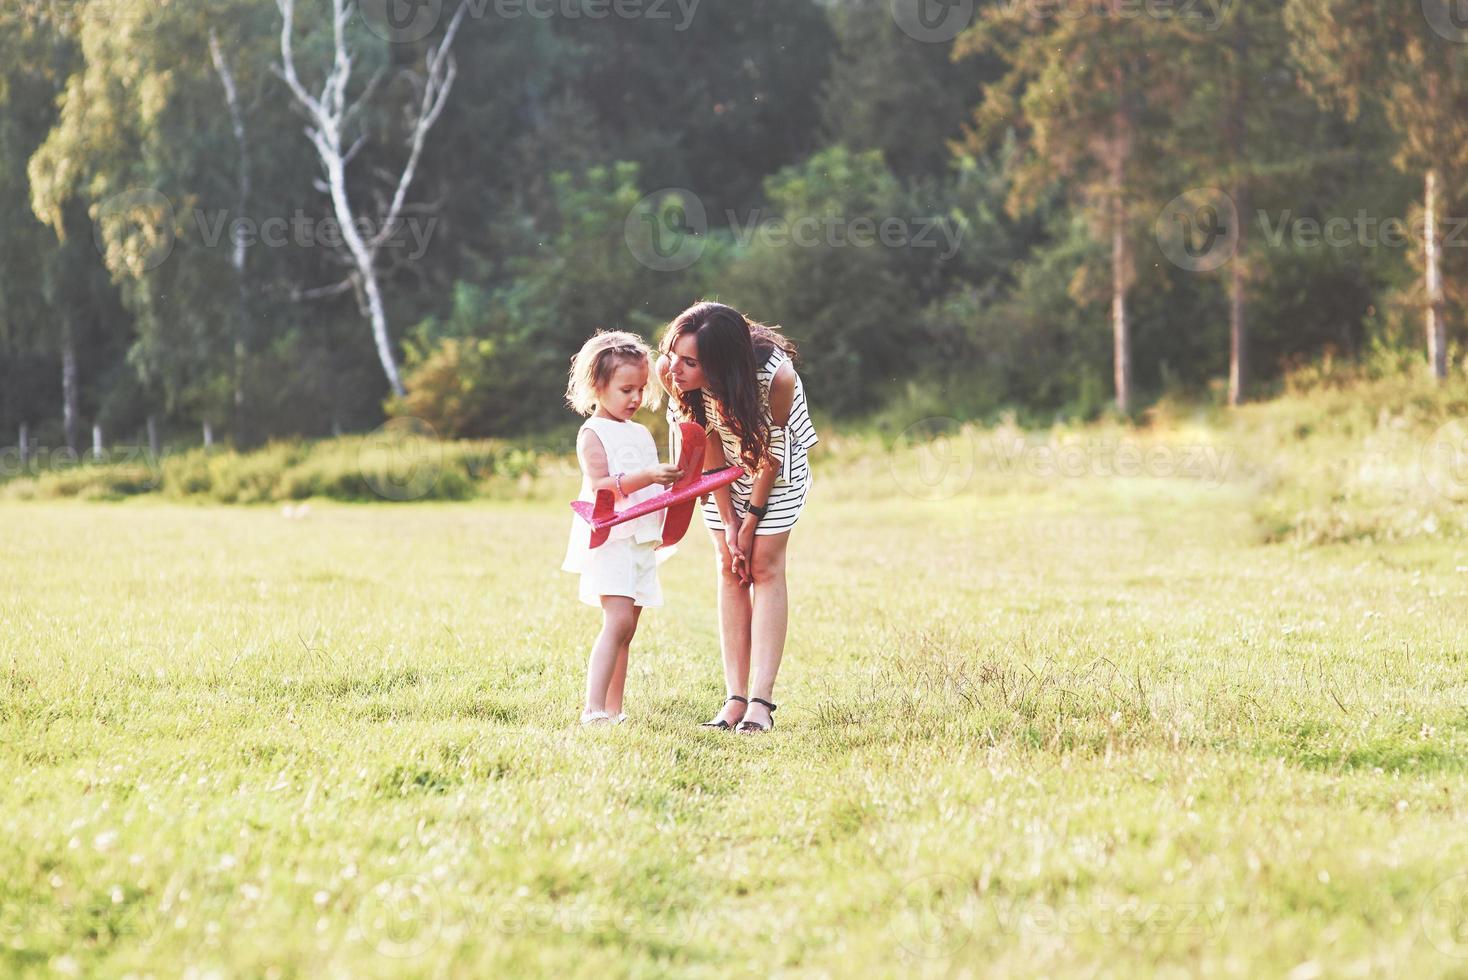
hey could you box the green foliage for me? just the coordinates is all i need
[718,147,923,413]
[1240,365,1468,544]
[395,162,713,436]
[820,0,998,179]
[2,0,1467,447]
[0,435,554,503]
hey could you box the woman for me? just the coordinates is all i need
[656,302,818,734]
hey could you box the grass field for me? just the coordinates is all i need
[5,409,1468,977]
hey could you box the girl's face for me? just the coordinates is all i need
[668,333,707,393]
[598,360,648,421]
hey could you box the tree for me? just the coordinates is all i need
[207,29,257,445]
[818,0,996,179]
[1287,0,1468,380]
[2,2,129,453]
[721,147,923,413]
[545,0,835,220]
[957,2,1183,415]
[1161,0,1335,405]
[275,0,468,398]
[394,162,712,436]
[29,0,303,442]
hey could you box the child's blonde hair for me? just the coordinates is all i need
[565,331,658,417]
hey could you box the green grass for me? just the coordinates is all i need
[4,403,1468,977]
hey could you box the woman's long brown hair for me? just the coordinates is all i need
[660,302,797,474]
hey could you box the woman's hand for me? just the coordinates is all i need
[736,514,758,581]
[725,525,751,585]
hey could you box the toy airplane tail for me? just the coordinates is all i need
[570,422,743,550]
[569,490,618,549]
[659,422,707,547]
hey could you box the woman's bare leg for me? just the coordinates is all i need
[742,531,791,730]
[710,529,752,725]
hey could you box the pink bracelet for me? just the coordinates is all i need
[613,472,626,497]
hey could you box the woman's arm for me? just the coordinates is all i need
[744,361,797,513]
[705,430,740,528]
[705,428,750,582]
[736,362,797,560]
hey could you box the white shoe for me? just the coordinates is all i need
[611,713,627,725]
[580,710,611,727]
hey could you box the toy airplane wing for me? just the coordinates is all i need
[570,422,743,549]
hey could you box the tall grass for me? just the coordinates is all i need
[4,439,1468,975]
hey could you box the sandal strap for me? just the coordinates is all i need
[749,697,777,711]
[725,695,749,704]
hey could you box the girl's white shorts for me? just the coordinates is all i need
[576,538,663,608]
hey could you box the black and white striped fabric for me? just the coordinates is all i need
[698,349,818,537]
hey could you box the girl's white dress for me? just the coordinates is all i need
[562,416,667,608]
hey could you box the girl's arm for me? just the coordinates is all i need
[578,429,681,498]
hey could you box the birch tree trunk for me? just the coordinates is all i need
[1226,22,1249,407]
[209,30,256,445]
[275,0,467,399]
[1111,200,1131,416]
[1228,220,1248,407]
[61,313,79,453]
[1426,168,1448,381]
[1105,38,1135,417]
[1108,67,1133,416]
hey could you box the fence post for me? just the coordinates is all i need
[147,415,160,460]
[18,423,28,468]
[93,424,104,461]
[203,420,214,449]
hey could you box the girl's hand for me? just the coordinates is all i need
[644,464,683,488]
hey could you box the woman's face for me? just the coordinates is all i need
[668,333,707,393]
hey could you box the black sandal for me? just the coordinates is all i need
[735,697,777,734]
[699,695,748,730]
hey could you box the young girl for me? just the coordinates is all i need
[562,331,683,726]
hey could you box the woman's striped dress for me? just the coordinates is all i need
[698,348,818,537]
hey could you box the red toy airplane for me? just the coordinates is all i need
[571,422,743,549]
